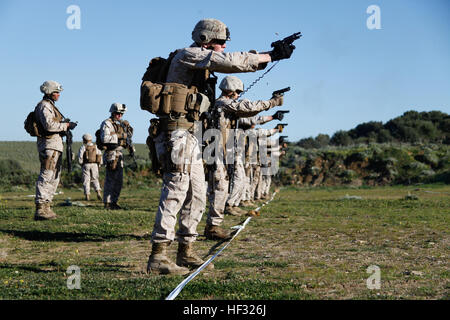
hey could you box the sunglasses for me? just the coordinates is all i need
[212,39,226,46]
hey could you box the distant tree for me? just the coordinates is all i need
[315,134,330,147]
[296,110,448,147]
[349,121,383,139]
[377,129,393,143]
[330,130,353,146]
[297,137,320,149]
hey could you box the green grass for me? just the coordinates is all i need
[0,184,449,299]
[0,141,150,173]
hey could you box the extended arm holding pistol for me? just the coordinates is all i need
[272,110,290,121]
[270,32,302,62]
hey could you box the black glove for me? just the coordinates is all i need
[272,111,284,121]
[68,122,77,130]
[270,43,295,62]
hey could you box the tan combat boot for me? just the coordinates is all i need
[177,242,213,270]
[34,203,57,221]
[96,190,103,201]
[146,242,190,275]
[85,194,90,201]
[204,224,232,241]
[224,205,242,216]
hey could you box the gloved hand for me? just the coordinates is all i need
[276,124,284,133]
[269,94,284,107]
[68,122,77,130]
[270,43,295,62]
[272,111,285,121]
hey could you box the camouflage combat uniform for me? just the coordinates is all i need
[77,142,102,199]
[207,99,274,225]
[35,99,68,207]
[151,45,263,244]
[100,118,124,207]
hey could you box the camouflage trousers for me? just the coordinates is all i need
[206,161,229,226]
[226,162,245,207]
[262,173,272,197]
[255,166,271,199]
[103,151,123,204]
[254,165,264,200]
[35,149,62,204]
[151,129,206,244]
[82,163,101,195]
[243,164,259,201]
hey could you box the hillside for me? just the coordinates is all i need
[297,110,449,148]
[1,108,449,189]
[279,143,450,186]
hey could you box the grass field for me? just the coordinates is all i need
[0,141,150,173]
[0,183,448,300]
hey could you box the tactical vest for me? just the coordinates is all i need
[140,50,217,131]
[37,99,64,139]
[83,144,98,164]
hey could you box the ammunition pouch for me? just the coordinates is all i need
[106,157,119,171]
[105,151,120,171]
[159,117,194,132]
[42,150,58,171]
[140,81,164,114]
[140,81,210,121]
[96,154,102,164]
[147,119,162,175]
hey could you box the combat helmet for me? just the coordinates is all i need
[82,133,92,142]
[40,80,63,95]
[109,103,127,114]
[192,18,230,45]
[219,76,244,93]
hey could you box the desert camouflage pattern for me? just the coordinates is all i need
[206,161,229,226]
[103,150,123,204]
[100,117,124,204]
[151,130,206,243]
[150,44,266,244]
[35,149,62,204]
[77,142,102,196]
[166,46,260,86]
[35,99,67,153]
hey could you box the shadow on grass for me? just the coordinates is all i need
[0,229,151,242]
[0,263,130,274]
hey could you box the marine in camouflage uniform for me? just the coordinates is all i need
[77,133,102,201]
[100,103,129,210]
[260,138,284,199]
[34,80,77,220]
[232,115,276,207]
[255,126,282,200]
[206,76,283,233]
[146,18,293,275]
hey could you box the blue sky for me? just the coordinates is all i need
[0,0,449,143]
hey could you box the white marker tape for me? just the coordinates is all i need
[166,190,279,300]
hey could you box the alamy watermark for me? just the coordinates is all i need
[366,265,381,290]
[66,5,81,30]
[167,124,282,176]
[367,5,381,30]
[66,265,81,289]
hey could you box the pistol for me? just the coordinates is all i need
[271,32,302,49]
[273,110,290,121]
[272,87,291,96]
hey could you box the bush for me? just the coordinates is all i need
[0,159,37,186]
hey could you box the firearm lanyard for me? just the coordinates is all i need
[239,61,279,98]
